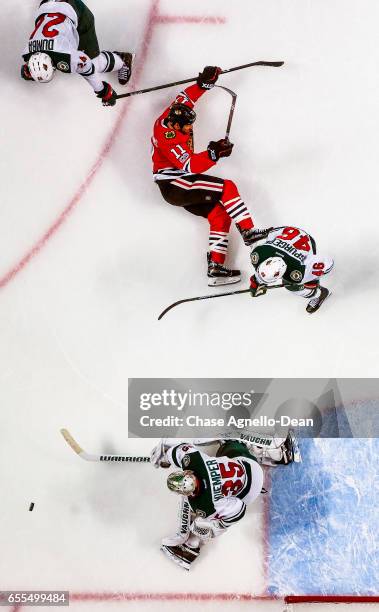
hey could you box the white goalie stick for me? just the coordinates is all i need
[60,430,301,465]
[60,429,151,463]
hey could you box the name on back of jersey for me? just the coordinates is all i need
[267,236,307,263]
[29,39,55,54]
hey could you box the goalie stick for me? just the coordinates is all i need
[115,60,284,100]
[60,429,150,463]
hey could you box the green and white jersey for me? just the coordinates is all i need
[22,2,103,91]
[251,226,334,285]
[167,443,263,528]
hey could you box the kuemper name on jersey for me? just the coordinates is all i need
[206,459,223,501]
[29,40,54,53]
[268,238,306,263]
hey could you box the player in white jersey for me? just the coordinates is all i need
[249,226,334,313]
[151,435,299,569]
[21,0,134,106]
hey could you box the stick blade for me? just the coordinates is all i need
[60,428,84,455]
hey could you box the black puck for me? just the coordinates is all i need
[29,502,34,511]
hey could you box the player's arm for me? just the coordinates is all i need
[304,255,334,284]
[73,51,117,106]
[161,137,233,174]
[171,66,222,109]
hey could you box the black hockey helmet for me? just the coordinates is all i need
[168,103,196,128]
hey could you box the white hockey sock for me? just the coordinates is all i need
[92,51,123,74]
[295,286,321,299]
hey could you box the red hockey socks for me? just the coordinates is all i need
[207,203,231,264]
[220,179,253,230]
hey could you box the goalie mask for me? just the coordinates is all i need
[167,470,198,496]
[28,53,55,83]
[257,257,287,284]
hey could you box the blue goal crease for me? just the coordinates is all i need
[266,409,379,596]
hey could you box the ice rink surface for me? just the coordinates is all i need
[1,0,379,610]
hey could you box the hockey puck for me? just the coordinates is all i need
[29,502,34,511]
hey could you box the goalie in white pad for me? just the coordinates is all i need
[21,0,134,106]
[152,433,301,569]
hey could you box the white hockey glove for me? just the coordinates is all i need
[150,439,171,468]
[190,517,226,542]
[150,438,189,468]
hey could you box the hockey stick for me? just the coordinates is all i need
[158,283,286,320]
[216,85,237,140]
[60,429,150,463]
[115,60,284,100]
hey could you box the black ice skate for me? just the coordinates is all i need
[161,543,200,571]
[306,286,330,314]
[207,254,241,287]
[115,52,135,85]
[238,226,273,246]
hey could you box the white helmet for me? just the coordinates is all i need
[28,53,55,83]
[167,470,198,496]
[257,257,287,284]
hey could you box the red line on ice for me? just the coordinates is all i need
[0,0,159,290]
[154,15,226,24]
[70,592,279,602]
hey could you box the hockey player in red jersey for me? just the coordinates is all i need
[21,0,134,106]
[151,66,271,286]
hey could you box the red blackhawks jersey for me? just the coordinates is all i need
[151,84,217,181]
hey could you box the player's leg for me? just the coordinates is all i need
[219,179,271,245]
[67,0,134,83]
[216,440,257,461]
[157,175,240,285]
[286,281,331,314]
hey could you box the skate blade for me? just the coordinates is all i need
[207,276,241,287]
[160,545,190,571]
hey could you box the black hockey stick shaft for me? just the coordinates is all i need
[115,60,284,100]
[158,284,285,320]
[216,85,237,140]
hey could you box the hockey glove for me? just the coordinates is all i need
[250,275,267,298]
[21,64,33,81]
[96,82,117,107]
[207,138,234,162]
[190,517,225,541]
[197,66,222,89]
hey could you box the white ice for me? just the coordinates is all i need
[1,0,379,610]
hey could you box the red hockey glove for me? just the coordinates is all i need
[197,66,222,89]
[96,82,117,107]
[250,275,267,298]
[207,138,234,161]
[21,64,33,81]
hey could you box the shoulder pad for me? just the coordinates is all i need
[164,130,176,139]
